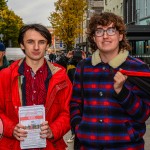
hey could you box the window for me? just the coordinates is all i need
[145,0,148,16]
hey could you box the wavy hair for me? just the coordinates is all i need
[87,12,132,53]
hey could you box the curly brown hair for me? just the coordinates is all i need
[87,12,132,53]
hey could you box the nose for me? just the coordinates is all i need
[103,30,108,38]
[34,42,39,50]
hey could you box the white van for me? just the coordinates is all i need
[5,48,25,61]
[5,48,49,61]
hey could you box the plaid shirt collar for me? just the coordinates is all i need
[91,49,129,68]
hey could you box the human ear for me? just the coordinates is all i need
[119,34,123,41]
[93,36,96,42]
[20,43,25,50]
[45,44,49,51]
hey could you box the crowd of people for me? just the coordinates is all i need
[0,12,150,150]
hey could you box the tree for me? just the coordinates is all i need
[49,0,87,51]
[0,0,7,10]
[0,0,24,47]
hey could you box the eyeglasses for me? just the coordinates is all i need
[95,27,116,37]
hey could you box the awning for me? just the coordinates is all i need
[126,25,150,41]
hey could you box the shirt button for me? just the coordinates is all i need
[99,91,103,96]
[99,119,103,123]
[33,90,36,93]
[102,67,106,70]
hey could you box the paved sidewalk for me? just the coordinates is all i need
[144,121,150,150]
[64,130,74,150]
[64,119,150,150]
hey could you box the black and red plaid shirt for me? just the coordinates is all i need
[24,60,48,106]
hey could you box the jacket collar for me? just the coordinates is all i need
[91,49,129,68]
[17,58,61,75]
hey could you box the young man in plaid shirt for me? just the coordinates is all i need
[70,12,150,150]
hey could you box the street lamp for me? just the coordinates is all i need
[86,0,95,56]
[0,0,8,42]
[0,33,4,42]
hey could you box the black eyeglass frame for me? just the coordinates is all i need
[94,27,117,37]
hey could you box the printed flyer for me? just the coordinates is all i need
[19,105,46,149]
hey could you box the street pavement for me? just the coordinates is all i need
[144,119,150,150]
[64,118,150,150]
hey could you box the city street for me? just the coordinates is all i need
[64,118,150,150]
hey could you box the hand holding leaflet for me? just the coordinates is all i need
[19,105,46,149]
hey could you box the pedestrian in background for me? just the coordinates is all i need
[0,42,9,70]
[55,49,86,145]
[0,23,72,150]
[49,51,56,62]
[66,50,86,144]
[70,12,150,149]
[67,50,86,84]
[0,42,9,140]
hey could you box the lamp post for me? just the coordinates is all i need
[0,2,4,43]
[0,0,8,43]
[0,33,4,42]
[86,0,95,56]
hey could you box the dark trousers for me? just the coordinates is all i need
[74,136,81,150]
[74,138,144,150]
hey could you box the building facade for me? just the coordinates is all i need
[76,0,150,65]
[104,0,123,17]
[124,0,150,65]
[76,0,104,55]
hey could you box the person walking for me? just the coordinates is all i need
[70,12,150,149]
[66,50,83,144]
[0,23,72,150]
[56,50,86,144]
[49,52,56,62]
[0,42,9,140]
[0,42,9,70]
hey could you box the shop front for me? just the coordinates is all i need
[127,25,150,65]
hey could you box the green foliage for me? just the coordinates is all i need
[49,0,87,51]
[0,0,7,10]
[0,1,24,47]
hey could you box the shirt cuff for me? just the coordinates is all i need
[113,86,129,103]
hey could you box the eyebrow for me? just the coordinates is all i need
[26,39,47,42]
[96,27,115,30]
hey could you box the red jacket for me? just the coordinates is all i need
[0,59,72,150]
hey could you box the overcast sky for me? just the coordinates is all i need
[7,0,57,26]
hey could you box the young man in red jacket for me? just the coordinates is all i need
[0,23,72,150]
